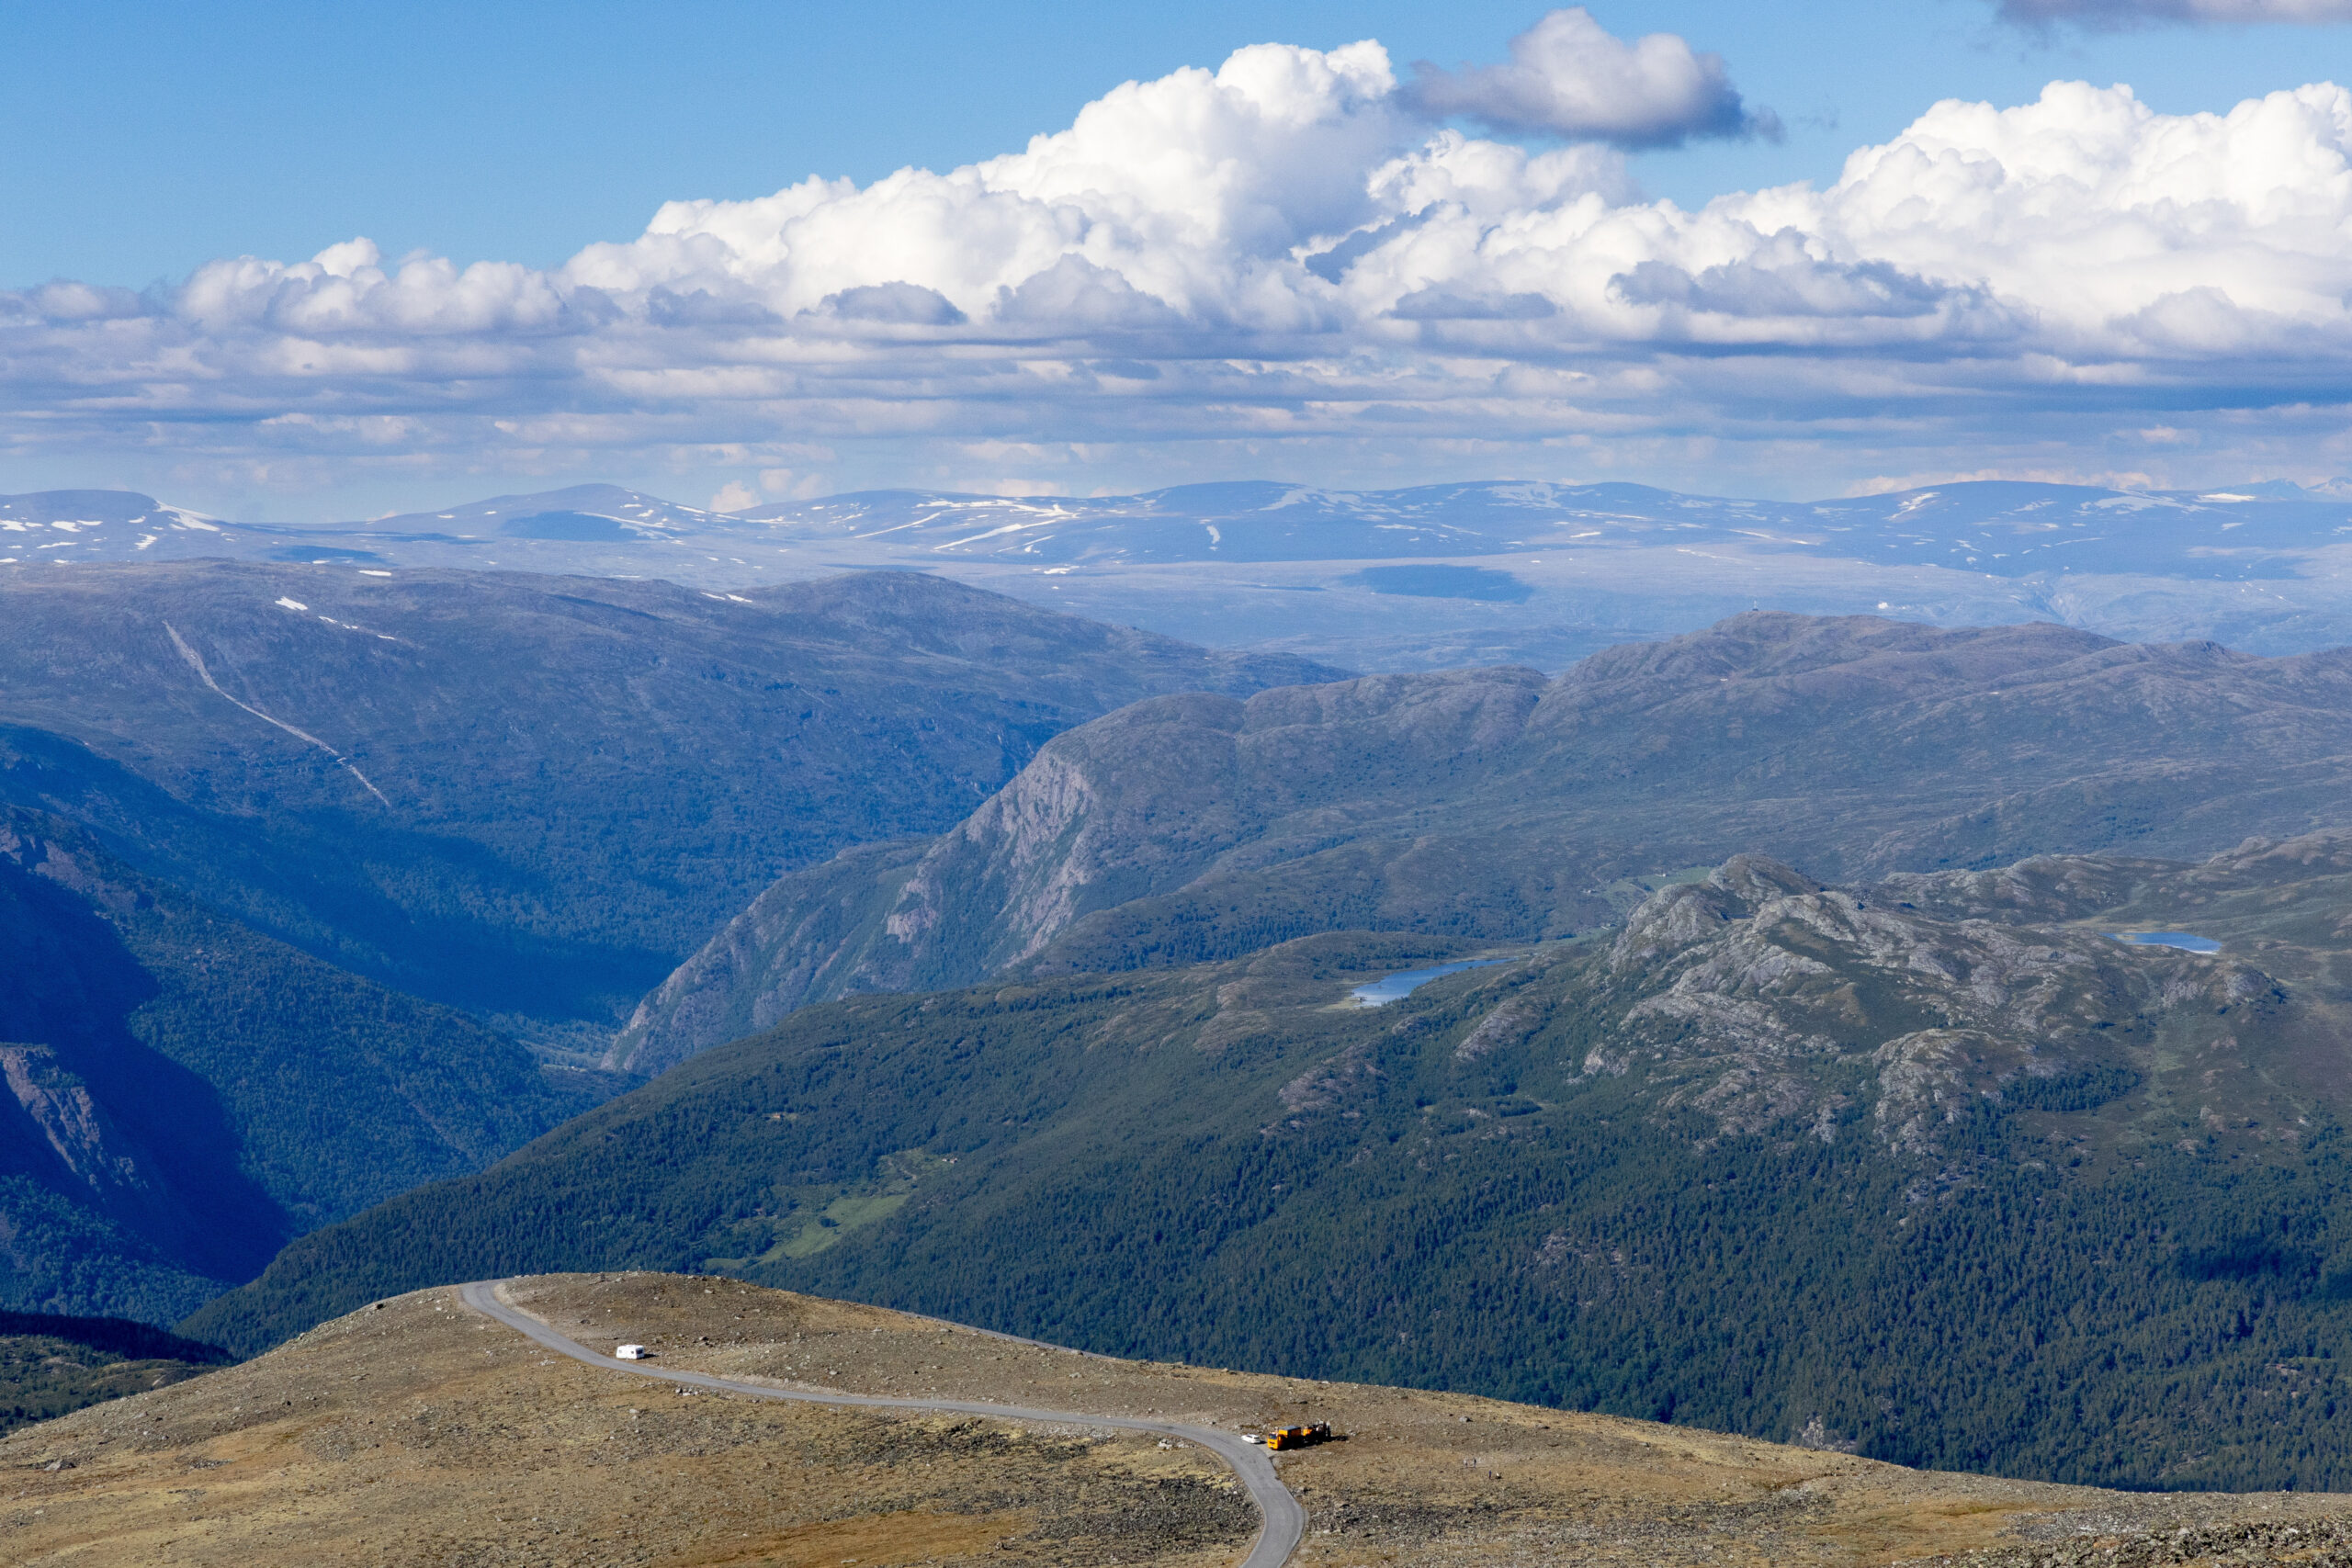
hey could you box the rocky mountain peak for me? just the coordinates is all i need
[1607,855,1818,971]
[1706,853,1820,908]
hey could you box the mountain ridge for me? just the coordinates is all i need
[617,612,2352,1073]
[0,562,1336,1023]
[17,475,2352,580]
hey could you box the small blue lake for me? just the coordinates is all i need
[2109,931,2222,953]
[1351,958,1511,1006]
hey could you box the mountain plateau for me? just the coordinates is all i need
[13,477,2352,671]
[25,1271,2352,1567]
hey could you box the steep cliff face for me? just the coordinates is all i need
[1,1047,171,1217]
[615,670,1546,1071]
[876,693,1249,976]
[619,614,2352,1071]
[613,840,932,1066]
[612,691,1260,1072]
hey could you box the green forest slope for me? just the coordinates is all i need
[0,807,611,1321]
[0,1310,229,1436]
[191,831,2352,1491]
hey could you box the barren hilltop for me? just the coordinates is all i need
[11,1272,2352,1567]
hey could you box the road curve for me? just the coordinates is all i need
[457,1279,1304,1568]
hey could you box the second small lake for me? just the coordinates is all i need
[2109,931,2222,953]
[1351,958,1512,1006]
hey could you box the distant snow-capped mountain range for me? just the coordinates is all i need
[6,478,2352,670]
[727,477,2352,581]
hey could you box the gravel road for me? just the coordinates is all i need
[458,1278,1303,1568]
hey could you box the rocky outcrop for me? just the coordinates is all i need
[611,840,930,1074]
[1453,997,1542,1062]
[1583,851,2283,1154]
[1276,1041,1382,1117]
[1609,855,1821,970]
[0,1044,187,1235]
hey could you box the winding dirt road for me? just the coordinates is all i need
[458,1279,1305,1568]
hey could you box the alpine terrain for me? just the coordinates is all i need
[194,828,2352,1492]
[618,613,2352,1072]
[0,562,1334,1028]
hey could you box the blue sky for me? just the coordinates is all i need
[8,0,2338,284]
[6,0,2352,514]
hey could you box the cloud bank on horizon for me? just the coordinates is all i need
[6,6,2352,506]
[2001,0,2352,26]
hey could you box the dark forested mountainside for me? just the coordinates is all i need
[0,808,607,1322]
[197,831,2352,1490]
[619,613,2352,1071]
[0,563,1337,1023]
[0,1310,228,1436]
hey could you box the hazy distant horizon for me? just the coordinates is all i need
[8,2,2352,520]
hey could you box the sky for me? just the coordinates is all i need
[6,0,2352,517]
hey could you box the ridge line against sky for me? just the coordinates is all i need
[6,1,2352,518]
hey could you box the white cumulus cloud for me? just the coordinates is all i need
[1405,8,1779,147]
[4,22,2352,504]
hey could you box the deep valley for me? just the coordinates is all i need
[191,832,2352,1491]
[8,563,2352,1563]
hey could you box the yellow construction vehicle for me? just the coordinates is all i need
[1264,1422,1330,1450]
